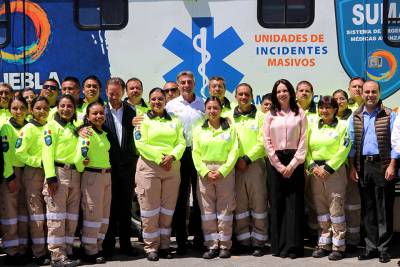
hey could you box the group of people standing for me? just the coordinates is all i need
[0,70,399,266]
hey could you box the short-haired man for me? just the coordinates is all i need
[76,75,102,126]
[348,80,396,263]
[102,77,137,257]
[348,77,365,111]
[61,76,80,103]
[40,78,60,120]
[162,81,180,103]
[208,76,232,118]
[125,78,149,115]
[0,82,13,124]
[166,71,205,254]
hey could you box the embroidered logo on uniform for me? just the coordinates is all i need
[44,135,52,146]
[2,142,9,152]
[220,132,231,141]
[44,130,52,135]
[15,138,22,148]
[81,147,88,158]
[134,131,142,140]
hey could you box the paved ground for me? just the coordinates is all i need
[1,238,400,267]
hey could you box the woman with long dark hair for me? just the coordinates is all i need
[263,79,307,259]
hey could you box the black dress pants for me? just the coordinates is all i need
[103,164,135,252]
[359,160,394,253]
[172,147,203,248]
[267,151,304,255]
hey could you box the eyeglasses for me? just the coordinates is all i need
[163,87,178,93]
[43,84,58,91]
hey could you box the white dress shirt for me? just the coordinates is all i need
[109,103,123,146]
[166,95,205,147]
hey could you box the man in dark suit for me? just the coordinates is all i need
[102,77,137,257]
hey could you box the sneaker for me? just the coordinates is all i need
[51,258,80,267]
[202,249,219,259]
[328,251,345,261]
[146,251,159,261]
[219,249,231,258]
[312,248,330,258]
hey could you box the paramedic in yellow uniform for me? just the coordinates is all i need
[307,96,351,261]
[15,96,50,265]
[134,88,186,261]
[192,96,239,260]
[75,101,112,264]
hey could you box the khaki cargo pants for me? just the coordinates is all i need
[135,157,181,253]
[234,159,268,247]
[310,165,347,252]
[43,167,80,261]
[23,166,47,257]
[197,163,236,250]
[0,167,28,255]
[81,170,112,255]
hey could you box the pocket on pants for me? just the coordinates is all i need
[86,173,97,187]
[134,187,145,203]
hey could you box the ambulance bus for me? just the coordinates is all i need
[1,0,400,230]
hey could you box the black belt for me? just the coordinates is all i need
[314,160,326,165]
[55,162,76,170]
[363,155,380,162]
[276,149,296,155]
[85,167,111,174]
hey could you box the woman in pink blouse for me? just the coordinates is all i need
[263,79,307,259]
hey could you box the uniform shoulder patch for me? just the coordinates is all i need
[44,135,52,146]
[134,131,141,140]
[15,138,22,148]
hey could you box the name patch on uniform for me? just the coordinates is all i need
[2,142,9,152]
[249,124,259,131]
[44,135,52,146]
[135,131,141,140]
[15,138,22,148]
[81,147,88,158]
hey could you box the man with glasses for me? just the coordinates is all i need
[40,78,60,120]
[162,81,180,103]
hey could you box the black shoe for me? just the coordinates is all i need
[219,249,231,258]
[146,252,159,261]
[328,251,345,261]
[4,254,22,266]
[345,244,358,253]
[120,247,138,257]
[379,252,391,263]
[288,253,298,259]
[358,250,379,260]
[279,251,288,258]
[202,249,219,259]
[33,255,51,266]
[252,247,264,257]
[82,253,105,264]
[312,248,330,258]
[159,248,173,259]
[176,245,187,255]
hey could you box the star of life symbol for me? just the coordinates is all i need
[163,17,244,98]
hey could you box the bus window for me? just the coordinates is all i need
[0,0,10,48]
[383,0,400,47]
[74,0,128,30]
[257,0,314,28]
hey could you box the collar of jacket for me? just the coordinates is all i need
[233,104,257,118]
[202,117,230,130]
[318,117,338,128]
[9,117,27,130]
[222,97,231,109]
[29,118,44,127]
[340,108,352,120]
[147,110,172,120]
